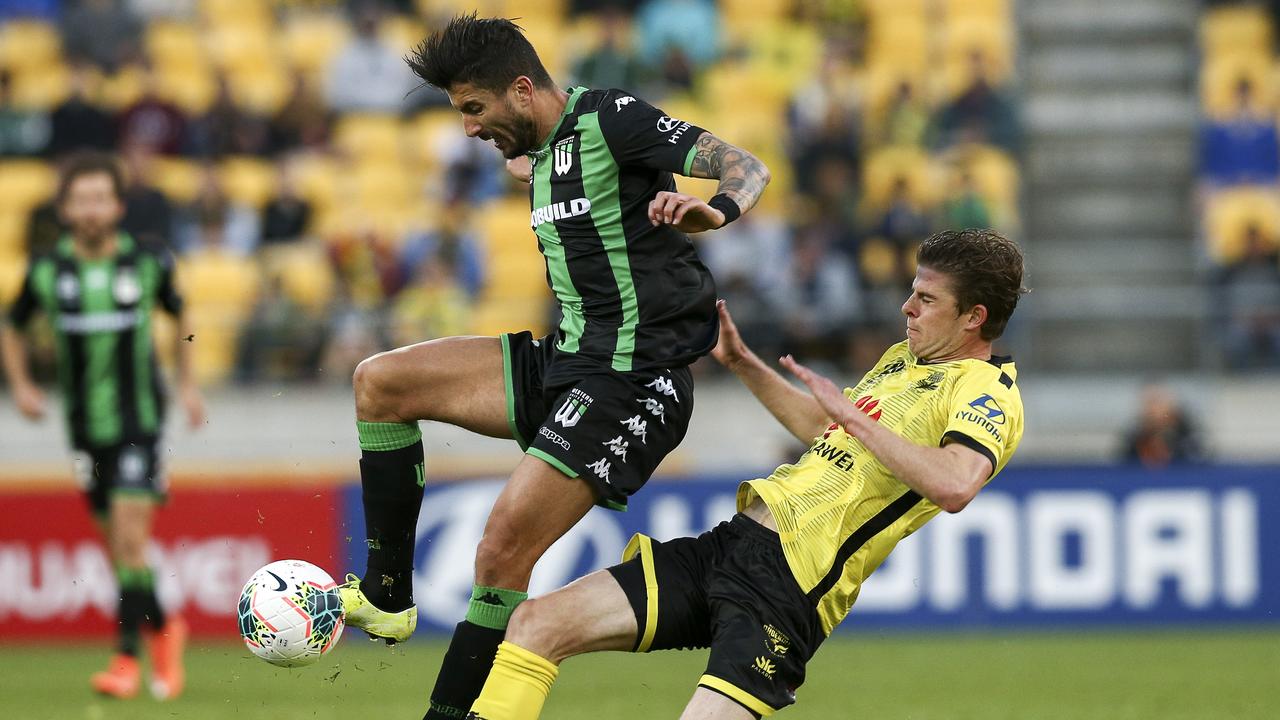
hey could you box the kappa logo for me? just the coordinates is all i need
[539,426,571,451]
[615,95,635,112]
[554,137,574,176]
[763,624,791,657]
[620,415,648,443]
[587,458,612,483]
[602,436,629,462]
[645,376,678,402]
[636,397,665,424]
[752,656,777,679]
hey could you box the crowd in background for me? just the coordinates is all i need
[0,0,1021,385]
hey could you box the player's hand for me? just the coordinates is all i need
[13,382,46,421]
[505,156,532,183]
[711,300,750,370]
[181,383,205,430]
[780,355,858,431]
[648,191,725,233]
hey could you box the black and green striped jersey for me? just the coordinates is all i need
[8,233,183,450]
[527,86,718,378]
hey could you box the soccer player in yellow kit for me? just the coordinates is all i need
[463,229,1027,719]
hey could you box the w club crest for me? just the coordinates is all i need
[554,137,574,176]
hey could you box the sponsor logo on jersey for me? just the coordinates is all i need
[967,394,1005,424]
[656,116,681,133]
[954,394,1006,442]
[620,415,648,443]
[602,436,629,462]
[586,458,612,483]
[531,197,592,228]
[539,426,571,451]
[113,270,142,305]
[752,656,777,678]
[56,272,79,302]
[614,95,635,112]
[915,371,945,391]
[821,422,840,439]
[56,309,143,334]
[554,136,574,176]
[554,396,590,428]
[854,395,883,421]
[809,440,857,472]
[763,624,791,657]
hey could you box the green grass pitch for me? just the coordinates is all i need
[3,629,1277,719]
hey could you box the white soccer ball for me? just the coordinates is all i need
[238,559,345,667]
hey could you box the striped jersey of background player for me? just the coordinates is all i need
[332,12,772,720]
[0,152,205,700]
[462,229,1029,720]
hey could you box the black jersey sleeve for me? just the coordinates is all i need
[7,262,40,329]
[155,250,184,316]
[596,89,707,176]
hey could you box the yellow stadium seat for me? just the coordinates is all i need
[469,299,550,339]
[206,26,277,71]
[259,241,336,311]
[218,157,277,210]
[0,250,27,305]
[863,0,927,21]
[939,143,1020,230]
[145,21,207,68]
[380,15,428,55]
[862,146,940,211]
[0,161,58,214]
[155,63,217,115]
[867,15,929,68]
[940,17,1015,99]
[150,157,205,205]
[8,62,71,111]
[179,247,261,384]
[403,109,467,171]
[515,18,565,80]
[349,160,416,209]
[288,153,341,211]
[1201,54,1274,119]
[282,13,351,74]
[98,66,147,111]
[227,65,291,115]
[942,0,1010,22]
[334,114,403,162]
[1205,186,1280,263]
[858,238,902,285]
[0,20,61,71]
[0,208,27,258]
[200,0,273,29]
[1201,5,1273,60]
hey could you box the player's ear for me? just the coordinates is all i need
[511,75,535,106]
[965,304,988,332]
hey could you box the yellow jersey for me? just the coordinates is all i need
[737,341,1024,634]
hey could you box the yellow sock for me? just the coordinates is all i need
[468,642,560,720]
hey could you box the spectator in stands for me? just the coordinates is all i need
[634,0,721,72]
[787,44,861,194]
[934,49,1018,152]
[118,142,173,250]
[324,3,417,114]
[328,224,405,309]
[60,0,141,71]
[1216,223,1280,369]
[185,74,269,159]
[269,72,331,155]
[439,135,504,205]
[260,159,312,246]
[1121,383,1206,467]
[46,61,114,157]
[697,210,790,363]
[1199,77,1280,188]
[776,232,860,367]
[390,246,472,347]
[234,274,327,384]
[940,169,992,231]
[0,68,50,156]
[878,79,929,148]
[399,199,485,300]
[571,5,646,93]
[175,166,259,256]
[115,64,187,155]
[875,175,931,252]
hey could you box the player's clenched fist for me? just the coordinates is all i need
[647,191,725,233]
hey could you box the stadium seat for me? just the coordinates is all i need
[287,153,341,212]
[144,21,207,69]
[200,0,273,30]
[1205,186,1280,263]
[0,208,27,259]
[1200,54,1274,119]
[867,15,929,69]
[942,0,1010,23]
[940,17,1015,99]
[179,248,261,384]
[7,61,71,111]
[227,66,290,115]
[0,161,58,214]
[282,13,351,75]
[150,157,205,205]
[258,242,336,312]
[403,109,467,172]
[206,26,276,72]
[1201,5,1273,60]
[939,144,1021,230]
[862,0,927,21]
[219,157,277,210]
[98,65,146,111]
[0,19,61,72]
[379,14,428,55]
[155,63,217,115]
[476,198,547,304]
[334,114,403,163]
[862,146,939,211]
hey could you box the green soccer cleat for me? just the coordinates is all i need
[338,574,417,644]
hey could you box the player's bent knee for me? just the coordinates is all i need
[354,352,411,420]
[473,532,535,586]
[504,598,574,663]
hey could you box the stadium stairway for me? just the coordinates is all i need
[1020,0,1202,371]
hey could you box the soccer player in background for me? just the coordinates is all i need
[335,13,771,719]
[0,152,205,699]
[460,229,1027,719]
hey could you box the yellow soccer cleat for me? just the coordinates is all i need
[338,574,417,644]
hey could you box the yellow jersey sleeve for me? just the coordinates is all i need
[940,366,1023,477]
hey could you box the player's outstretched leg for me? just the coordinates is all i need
[424,455,596,720]
[93,494,161,698]
[341,337,510,643]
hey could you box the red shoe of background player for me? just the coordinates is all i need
[147,615,188,700]
[90,654,141,698]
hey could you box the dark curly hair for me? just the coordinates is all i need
[57,151,124,204]
[406,12,553,93]
[917,228,1028,341]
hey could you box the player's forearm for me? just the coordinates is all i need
[0,323,34,389]
[727,350,829,445]
[688,132,771,215]
[841,413,980,513]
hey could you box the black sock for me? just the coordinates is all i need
[356,421,425,612]
[143,585,166,630]
[424,621,507,720]
[118,588,145,656]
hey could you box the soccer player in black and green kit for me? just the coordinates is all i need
[334,13,772,719]
[1,153,205,700]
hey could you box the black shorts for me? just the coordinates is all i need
[501,331,694,510]
[607,515,825,717]
[72,440,167,515]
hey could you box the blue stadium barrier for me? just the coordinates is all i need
[340,466,1279,633]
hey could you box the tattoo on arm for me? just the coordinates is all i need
[688,132,772,214]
